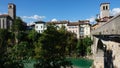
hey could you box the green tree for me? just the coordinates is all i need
[76,39,85,57]
[34,24,72,68]
[76,37,93,57]
[0,29,9,52]
[58,25,77,56]
[66,31,77,56]
[12,17,26,44]
[0,29,9,68]
[27,29,40,43]
[12,17,26,32]
[83,37,93,55]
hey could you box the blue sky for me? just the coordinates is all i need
[0,0,120,24]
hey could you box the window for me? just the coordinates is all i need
[41,26,42,28]
[80,27,84,32]
[36,26,38,28]
[106,6,108,10]
[9,5,12,8]
[103,6,105,10]
[80,32,84,36]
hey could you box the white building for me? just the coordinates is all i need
[67,20,91,39]
[79,20,91,38]
[34,20,91,39]
[35,21,46,33]
[67,22,79,38]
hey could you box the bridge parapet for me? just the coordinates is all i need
[92,14,120,35]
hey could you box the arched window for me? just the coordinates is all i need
[106,6,108,10]
[9,5,12,8]
[103,6,105,10]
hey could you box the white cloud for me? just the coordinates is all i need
[86,16,96,24]
[21,15,46,23]
[22,15,46,20]
[51,18,57,22]
[110,8,120,16]
[0,12,7,15]
[27,22,35,26]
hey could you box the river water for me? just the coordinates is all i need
[24,58,93,68]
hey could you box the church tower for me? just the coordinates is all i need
[8,3,16,20]
[100,3,110,18]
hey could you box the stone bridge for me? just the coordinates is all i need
[91,14,120,68]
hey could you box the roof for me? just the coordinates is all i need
[35,21,46,24]
[78,20,90,22]
[0,14,9,17]
[100,3,110,6]
[67,22,79,26]
[96,16,113,22]
[67,20,90,26]
[0,14,12,19]
[47,20,69,24]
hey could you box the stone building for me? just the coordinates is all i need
[100,3,110,18]
[92,3,113,30]
[0,3,16,29]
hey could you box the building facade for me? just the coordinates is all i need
[92,3,113,30]
[79,20,91,38]
[67,20,91,39]
[35,21,46,33]
[0,3,16,29]
[67,22,79,38]
[100,3,110,18]
[34,20,91,39]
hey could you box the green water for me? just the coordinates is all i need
[24,58,93,68]
[67,58,93,68]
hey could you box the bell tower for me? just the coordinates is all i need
[8,3,16,20]
[100,3,110,18]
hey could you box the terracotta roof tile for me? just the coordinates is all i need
[67,22,79,26]
[0,14,9,17]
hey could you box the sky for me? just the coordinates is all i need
[0,0,120,24]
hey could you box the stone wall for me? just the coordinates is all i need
[92,36,120,68]
[91,14,120,35]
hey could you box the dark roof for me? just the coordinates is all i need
[35,21,46,24]
[78,20,90,22]
[67,22,79,26]
[67,20,90,26]
[100,3,110,6]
